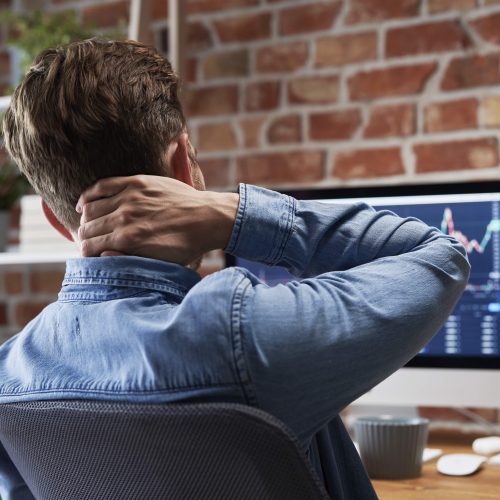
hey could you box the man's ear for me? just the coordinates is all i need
[170,132,194,187]
[41,200,74,242]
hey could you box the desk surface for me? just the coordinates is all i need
[372,432,500,499]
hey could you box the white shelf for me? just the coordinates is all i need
[0,252,77,265]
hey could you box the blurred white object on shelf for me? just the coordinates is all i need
[20,195,75,254]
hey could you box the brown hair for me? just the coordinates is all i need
[3,38,193,231]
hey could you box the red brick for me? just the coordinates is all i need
[288,75,339,104]
[428,0,475,13]
[0,51,10,77]
[187,0,258,14]
[0,303,6,325]
[470,13,500,45]
[236,151,325,185]
[442,53,500,91]
[347,0,420,24]
[15,302,50,328]
[198,123,237,152]
[203,49,248,79]
[82,1,129,28]
[386,21,470,58]
[279,2,342,36]
[214,13,271,43]
[424,98,478,133]
[349,63,436,101]
[245,81,280,112]
[240,117,265,148]
[485,0,500,4]
[315,32,377,68]
[187,22,213,52]
[333,148,404,180]
[199,158,231,188]
[152,0,168,20]
[268,115,302,144]
[5,271,23,294]
[184,85,239,117]
[256,42,308,73]
[30,270,65,294]
[310,109,361,141]
[186,58,198,83]
[414,138,499,173]
[364,104,415,138]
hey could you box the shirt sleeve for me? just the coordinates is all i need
[226,184,470,444]
[0,443,34,500]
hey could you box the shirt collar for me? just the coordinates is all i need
[60,256,202,298]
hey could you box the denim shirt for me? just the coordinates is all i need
[0,184,470,499]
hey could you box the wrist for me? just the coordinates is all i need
[203,191,240,251]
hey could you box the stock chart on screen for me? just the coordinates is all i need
[229,189,500,362]
[375,194,499,359]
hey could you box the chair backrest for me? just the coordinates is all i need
[0,400,330,500]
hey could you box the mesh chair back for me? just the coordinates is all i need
[0,400,330,500]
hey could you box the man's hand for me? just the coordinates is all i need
[76,175,239,265]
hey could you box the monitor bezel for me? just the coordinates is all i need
[224,180,500,370]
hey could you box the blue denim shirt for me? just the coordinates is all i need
[0,184,470,499]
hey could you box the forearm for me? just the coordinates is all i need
[228,185,470,439]
[226,184,469,280]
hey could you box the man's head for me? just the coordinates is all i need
[3,38,200,235]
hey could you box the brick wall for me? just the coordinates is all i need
[0,263,66,342]
[2,0,500,190]
[14,0,497,190]
[186,0,500,189]
[1,0,500,424]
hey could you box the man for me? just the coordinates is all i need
[0,38,469,499]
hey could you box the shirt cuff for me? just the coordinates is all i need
[225,183,295,265]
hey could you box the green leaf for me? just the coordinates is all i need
[0,160,30,210]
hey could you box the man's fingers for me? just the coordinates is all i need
[78,214,117,242]
[80,233,117,257]
[80,195,122,224]
[76,176,131,212]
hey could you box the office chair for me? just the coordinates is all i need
[0,400,330,500]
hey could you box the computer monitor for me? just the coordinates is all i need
[225,181,500,408]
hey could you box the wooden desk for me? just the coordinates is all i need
[372,432,500,499]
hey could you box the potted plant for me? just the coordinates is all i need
[0,159,29,251]
[0,9,98,77]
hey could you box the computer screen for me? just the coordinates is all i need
[225,181,500,407]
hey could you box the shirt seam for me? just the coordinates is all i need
[230,270,258,407]
[225,183,247,254]
[58,289,171,303]
[272,193,296,265]
[62,278,188,296]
